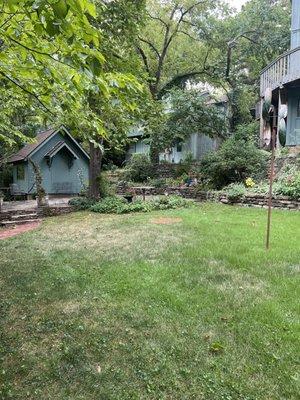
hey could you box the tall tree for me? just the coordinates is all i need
[0,0,105,144]
[82,0,147,198]
[137,0,227,99]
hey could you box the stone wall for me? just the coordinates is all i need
[117,186,300,210]
[38,205,75,217]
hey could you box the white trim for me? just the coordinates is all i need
[59,125,90,160]
[45,141,79,159]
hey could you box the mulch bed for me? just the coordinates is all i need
[0,221,41,240]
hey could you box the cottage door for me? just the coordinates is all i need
[50,150,72,194]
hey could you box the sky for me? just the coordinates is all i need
[227,0,248,11]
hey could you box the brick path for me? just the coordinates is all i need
[0,221,41,240]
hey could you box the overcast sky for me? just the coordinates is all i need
[227,0,248,11]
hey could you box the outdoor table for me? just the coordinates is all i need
[132,186,155,201]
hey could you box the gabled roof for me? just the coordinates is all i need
[7,126,89,163]
[8,128,56,163]
[45,141,78,160]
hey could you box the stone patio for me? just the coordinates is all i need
[1,197,73,213]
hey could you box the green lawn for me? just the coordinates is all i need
[0,203,299,399]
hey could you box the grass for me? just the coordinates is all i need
[0,203,299,399]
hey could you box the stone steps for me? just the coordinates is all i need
[11,213,38,220]
[1,219,42,227]
[0,209,40,227]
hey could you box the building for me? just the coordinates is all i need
[7,126,89,195]
[127,93,227,164]
[260,0,300,151]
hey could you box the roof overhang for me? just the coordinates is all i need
[44,141,79,167]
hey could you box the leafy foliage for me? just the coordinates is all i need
[224,183,247,202]
[124,154,154,183]
[0,0,104,144]
[69,196,96,210]
[90,195,193,214]
[165,89,228,140]
[274,165,300,199]
[201,136,269,189]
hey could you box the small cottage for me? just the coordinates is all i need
[7,126,89,196]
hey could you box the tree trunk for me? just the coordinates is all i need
[150,146,160,165]
[89,142,103,199]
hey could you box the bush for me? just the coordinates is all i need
[69,197,96,210]
[274,165,300,199]
[98,172,115,198]
[124,154,154,183]
[201,136,269,189]
[90,196,127,213]
[224,183,246,202]
[90,195,192,214]
[149,178,167,188]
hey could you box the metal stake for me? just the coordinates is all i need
[266,127,276,250]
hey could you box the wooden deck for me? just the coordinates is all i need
[260,46,300,96]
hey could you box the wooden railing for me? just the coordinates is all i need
[260,46,300,96]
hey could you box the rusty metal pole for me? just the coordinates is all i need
[266,127,276,250]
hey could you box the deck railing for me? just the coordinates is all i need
[260,46,300,96]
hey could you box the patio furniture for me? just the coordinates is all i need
[132,186,155,201]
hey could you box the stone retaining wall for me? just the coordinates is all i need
[38,205,75,217]
[117,186,300,210]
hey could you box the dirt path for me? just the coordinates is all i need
[0,221,41,240]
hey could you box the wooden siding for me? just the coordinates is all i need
[25,131,89,194]
[260,46,300,95]
[291,0,300,49]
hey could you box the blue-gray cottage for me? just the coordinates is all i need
[8,126,89,195]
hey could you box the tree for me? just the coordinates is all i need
[201,0,291,130]
[80,0,147,198]
[146,89,228,159]
[0,0,105,144]
[0,0,147,199]
[136,0,227,161]
[137,0,226,100]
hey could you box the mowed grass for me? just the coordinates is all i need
[0,203,299,400]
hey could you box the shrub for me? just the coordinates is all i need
[150,178,167,188]
[69,197,96,210]
[98,172,115,198]
[91,195,192,214]
[201,136,269,189]
[124,154,154,183]
[274,166,300,199]
[90,196,127,213]
[224,183,246,202]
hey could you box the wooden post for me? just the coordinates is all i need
[266,127,276,250]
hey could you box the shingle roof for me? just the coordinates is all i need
[7,128,56,163]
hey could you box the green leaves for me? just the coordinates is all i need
[51,0,69,19]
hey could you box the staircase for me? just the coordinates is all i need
[0,209,41,228]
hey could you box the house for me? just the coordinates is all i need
[260,0,300,152]
[7,126,89,196]
[127,93,227,164]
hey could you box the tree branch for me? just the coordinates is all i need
[0,71,54,115]
[138,36,161,59]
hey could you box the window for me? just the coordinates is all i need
[16,164,25,180]
[297,98,300,118]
